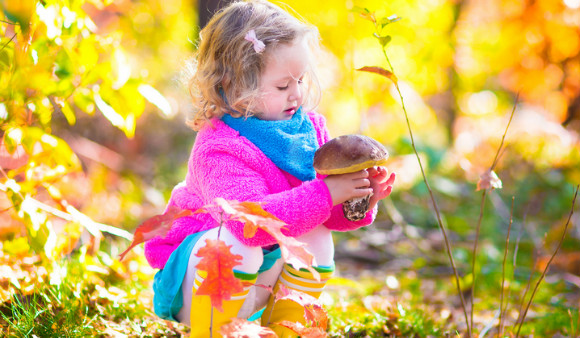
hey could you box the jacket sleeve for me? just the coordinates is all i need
[308,112,377,231]
[195,149,334,247]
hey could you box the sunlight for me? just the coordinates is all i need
[564,0,580,9]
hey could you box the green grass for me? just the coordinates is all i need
[0,247,577,338]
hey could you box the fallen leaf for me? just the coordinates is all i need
[214,198,320,280]
[220,318,278,338]
[276,284,328,330]
[118,206,193,261]
[195,238,244,312]
[476,170,503,191]
[357,66,398,84]
[277,321,327,338]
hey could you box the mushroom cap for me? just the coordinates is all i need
[313,134,389,175]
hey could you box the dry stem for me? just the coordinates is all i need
[498,196,515,336]
[470,94,518,334]
[515,185,579,338]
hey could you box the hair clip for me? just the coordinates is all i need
[244,29,265,54]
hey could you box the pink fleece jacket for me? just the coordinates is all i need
[144,111,376,269]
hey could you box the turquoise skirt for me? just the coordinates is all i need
[152,231,281,322]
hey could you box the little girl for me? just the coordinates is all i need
[144,1,395,337]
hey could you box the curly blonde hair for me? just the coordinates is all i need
[187,0,321,130]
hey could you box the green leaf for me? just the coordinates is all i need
[1,0,36,33]
[380,14,402,28]
[3,237,31,256]
[55,49,73,79]
[373,33,392,47]
[73,87,96,115]
[350,6,370,15]
[61,101,76,125]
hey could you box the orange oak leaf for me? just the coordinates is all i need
[357,66,398,84]
[214,198,320,281]
[119,205,193,260]
[476,170,503,191]
[195,238,244,312]
[220,318,278,338]
[277,321,327,338]
[276,284,328,330]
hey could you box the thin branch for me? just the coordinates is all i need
[498,196,515,337]
[470,189,487,333]
[515,185,579,338]
[490,93,518,171]
[375,21,472,337]
[471,94,518,334]
[0,33,17,53]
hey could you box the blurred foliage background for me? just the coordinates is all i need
[1,0,579,336]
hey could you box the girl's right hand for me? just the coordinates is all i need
[323,170,373,206]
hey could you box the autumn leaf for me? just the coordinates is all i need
[277,321,327,338]
[357,66,398,84]
[118,205,193,261]
[276,284,328,330]
[0,142,28,170]
[214,198,320,281]
[195,238,244,312]
[476,170,503,191]
[220,318,278,338]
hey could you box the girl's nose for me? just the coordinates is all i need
[288,85,302,102]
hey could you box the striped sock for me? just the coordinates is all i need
[261,264,334,337]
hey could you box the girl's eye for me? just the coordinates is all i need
[277,86,288,90]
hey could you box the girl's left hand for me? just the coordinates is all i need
[367,166,396,210]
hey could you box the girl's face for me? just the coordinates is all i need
[253,39,309,121]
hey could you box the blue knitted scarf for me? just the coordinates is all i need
[222,107,318,181]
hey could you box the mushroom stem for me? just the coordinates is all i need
[343,192,373,221]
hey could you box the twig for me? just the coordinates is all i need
[470,190,487,333]
[490,93,518,171]
[515,185,579,338]
[375,23,472,338]
[471,95,518,334]
[514,252,536,333]
[209,307,214,338]
[0,34,16,53]
[498,196,515,337]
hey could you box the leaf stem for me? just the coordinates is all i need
[515,185,579,338]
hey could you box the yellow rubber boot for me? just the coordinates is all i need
[190,270,257,338]
[261,264,334,337]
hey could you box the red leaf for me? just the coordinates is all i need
[195,238,244,312]
[220,318,278,338]
[118,206,193,261]
[214,198,320,281]
[357,66,398,84]
[276,284,328,330]
[277,321,327,338]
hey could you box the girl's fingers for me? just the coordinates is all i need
[385,172,396,185]
[354,178,370,188]
[353,187,373,197]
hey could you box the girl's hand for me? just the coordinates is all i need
[323,170,372,206]
[367,166,396,210]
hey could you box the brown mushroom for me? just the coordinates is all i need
[313,134,389,221]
